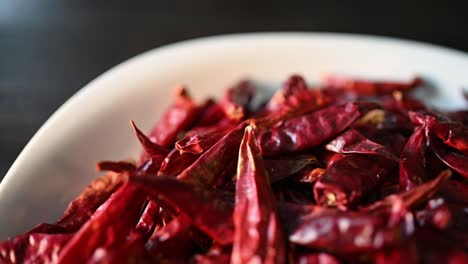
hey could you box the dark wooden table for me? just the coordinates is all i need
[1,0,467,180]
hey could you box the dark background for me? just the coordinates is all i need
[1,0,467,180]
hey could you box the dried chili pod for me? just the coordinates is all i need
[323,75,422,95]
[295,253,342,264]
[134,201,161,241]
[130,176,234,245]
[96,160,136,173]
[148,86,200,147]
[264,75,325,115]
[220,80,254,121]
[287,205,415,254]
[325,129,399,161]
[364,170,452,213]
[56,172,126,231]
[231,126,286,264]
[191,244,232,264]
[258,102,379,155]
[427,118,468,155]
[176,123,234,155]
[429,135,468,178]
[399,126,427,191]
[131,120,170,156]
[57,183,147,263]
[146,215,195,263]
[177,123,246,188]
[0,233,72,264]
[158,148,198,176]
[264,155,320,183]
[314,154,396,209]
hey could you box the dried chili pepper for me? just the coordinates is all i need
[314,154,396,209]
[175,122,234,155]
[295,253,342,264]
[158,148,198,176]
[258,102,379,155]
[323,75,422,95]
[146,215,195,263]
[325,128,398,161]
[134,201,161,240]
[130,176,234,245]
[0,233,72,264]
[438,180,468,204]
[56,172,126,231]
[57,183,146,263]
[177,123,246,188]
[429,135,468,178]
[399,126,427,191]
[220,80,254,121]
[131,120,170,157]
[148,86,200,147]
[231,126,287,264]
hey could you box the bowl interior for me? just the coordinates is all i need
[1,33,467,239]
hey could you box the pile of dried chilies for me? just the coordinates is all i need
[1,75,467,264]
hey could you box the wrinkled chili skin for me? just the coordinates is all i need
[314,154,396,209]
[258,102,379,156]
[399,126,427,191]
[429,135,468,178]
[231,126,287,264]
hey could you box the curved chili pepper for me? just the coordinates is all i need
[130,176,234,245]
[56,172,126,231]
[326,128,398,161]
[57,183,147,263]
[258,102,379,155]
[130,120,170,157]
[148,86,200,147]
[175,123,234,155]
[134,201,161,241]
[399,126,427,191]
[429,135,468,178]
[427,118,468,155]
[314,154,396,209]
[177,123,246,188]
[231,126,286,264]
[158,148,198,176]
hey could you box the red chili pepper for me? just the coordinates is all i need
[148,86,200,147]
[258,102,379,155]
[323,75,422,95]
[177,123,246,188]
[57,183,146,263]
[175,122,234,155]
[56,172,126,231]
[231,126,286,264]
[134,201,161,241]
[426,118,468,155]
[399,126,427,191]
[145,215,195,262]
[130,120,170,157]
[130,176,234,245]
[194,98,227,127]
[438,180,468,204]
[295,253,342,264]
[314,154,396,209]
[158,148,198,176]
[429,135,468,178]
[0,233,72,264]
[220,80,254,122]
[326,128,399,161]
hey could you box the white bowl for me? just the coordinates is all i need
[1,33,467,239]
